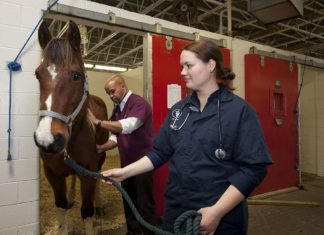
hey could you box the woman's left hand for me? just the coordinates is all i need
[198,206,222,235]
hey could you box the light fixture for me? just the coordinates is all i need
[84,63,94,69]
[248,0,303,24]
[94,65,127,72]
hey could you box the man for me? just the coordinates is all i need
[88,74,156,235]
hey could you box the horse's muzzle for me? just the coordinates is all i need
[34,132,66,154]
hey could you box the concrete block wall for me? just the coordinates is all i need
[0,0,44,234]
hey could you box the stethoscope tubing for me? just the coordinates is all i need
[169,96,226,159]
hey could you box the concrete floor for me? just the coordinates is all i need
[249,173,324,235]
[101,173,324,235]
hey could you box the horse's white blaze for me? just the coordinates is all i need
[35,94,54,147]
[35,116,54,146]
[46,94,52,110]
[47,64,57,80]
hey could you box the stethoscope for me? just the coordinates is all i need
[170,103,198,130]
[169,96,226,160]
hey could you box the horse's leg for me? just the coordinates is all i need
[80,176,96,235]
[43,165,69,235]
[94,179,105,217]
[67,175,77,208]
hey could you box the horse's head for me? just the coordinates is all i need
[34,21,88,154]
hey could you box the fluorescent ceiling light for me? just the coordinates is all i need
[84,63,94,69]
[94,65,127,72]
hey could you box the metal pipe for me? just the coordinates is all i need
[227,0,232,36]
[219,9,226,35]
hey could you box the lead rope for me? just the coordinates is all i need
[63,153,201,235]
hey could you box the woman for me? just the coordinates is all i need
[102,40,272,234]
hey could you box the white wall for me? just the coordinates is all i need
[300,67,324,177]
[0,0,44,234]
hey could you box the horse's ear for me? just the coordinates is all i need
[66,21,81,52]
[38,21,52,50]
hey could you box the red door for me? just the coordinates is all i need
[245,54,299,195]
[151,34,230,219]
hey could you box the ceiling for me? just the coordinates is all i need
[45,0,324,71]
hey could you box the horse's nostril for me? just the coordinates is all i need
[51,133,66,153]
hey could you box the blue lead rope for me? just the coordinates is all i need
[6,0,59,161]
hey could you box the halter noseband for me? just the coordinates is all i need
[38,76,89,134]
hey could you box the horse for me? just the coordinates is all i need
[34,20,108,235]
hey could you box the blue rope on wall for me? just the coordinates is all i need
[6,0,59,161]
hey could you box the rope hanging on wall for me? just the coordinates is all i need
[6,0,59,161]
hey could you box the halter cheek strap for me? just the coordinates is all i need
[38,76,89,134]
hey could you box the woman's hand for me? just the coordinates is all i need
[101,168,127,183]
[198,206,222,235]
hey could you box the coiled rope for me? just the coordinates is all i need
[6,0,59,161]
[64,155,201,235]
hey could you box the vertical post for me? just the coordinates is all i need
[227,0,232,37]
[143,33,153,104]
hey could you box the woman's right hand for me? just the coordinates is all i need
[101,168,127,183]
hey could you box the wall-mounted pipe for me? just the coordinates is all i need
[227,0,232,36]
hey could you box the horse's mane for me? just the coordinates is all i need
[42,38,82,70]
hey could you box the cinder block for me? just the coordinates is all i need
[21,6,42,28]
[18,180,39,203]
[0,2,21,27]
[12,115,38,137]
[0,201,38,229]
[0,182,18,206]
[18,137,38,159]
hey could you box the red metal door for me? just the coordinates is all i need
[245,54,299,195]
[151,34,230,219]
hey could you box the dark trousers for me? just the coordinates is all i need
[122,171,157,235]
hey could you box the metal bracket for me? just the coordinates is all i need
[107,12,116,23]
[166,36,173,51]
[193,32,200,41]
[154,23,162,33]
[249,46,324,70]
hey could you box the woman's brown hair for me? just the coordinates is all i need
[183,40,235,90]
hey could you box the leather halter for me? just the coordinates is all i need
[38,76,89,134]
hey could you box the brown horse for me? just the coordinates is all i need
[34,21,108,235]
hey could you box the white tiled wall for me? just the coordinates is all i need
[0,0,43,234]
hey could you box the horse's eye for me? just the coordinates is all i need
[35,72,40,80]
[71,72,82,81]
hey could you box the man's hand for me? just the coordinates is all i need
[88,109,101,126]
[96,144,107,154]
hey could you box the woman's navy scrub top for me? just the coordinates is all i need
[147,85,273,234]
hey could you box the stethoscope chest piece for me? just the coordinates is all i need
[215,148,226,160]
